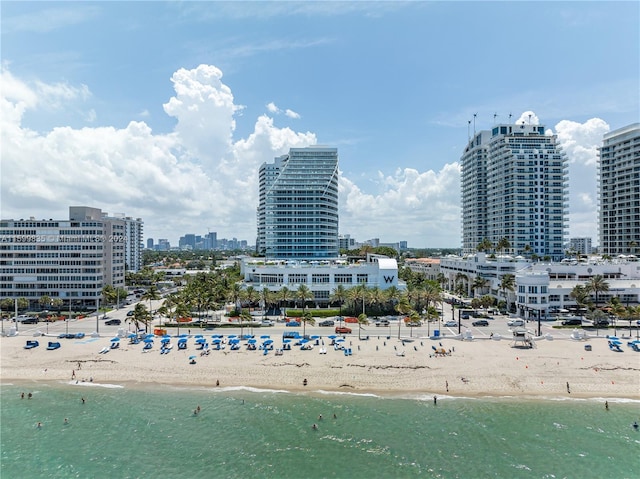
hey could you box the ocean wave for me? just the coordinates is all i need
[315,389,380,398]
[65,380,124,389]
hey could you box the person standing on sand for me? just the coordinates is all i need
[446,381,449,392]
[566,382,571,394]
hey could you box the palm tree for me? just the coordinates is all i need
[497,237,511,256]
[357,312,368,340]
[226,283,243,315]
[295,284,314,317]
[476,237,493,253]
[384,286,402,313]
[278,286,291,319]
[472,277,489,298]
[454,273,468,297]
[131,303,152,333]
[260,287,273,320]
[141,285,161,322]
[394,295,411,339]
[569,285,591,310]
[38,295,52,312]
[301,310,315,337]
[348,284,368,316]
[499,274,516,313]
[585,275,609,309]
[51,298,64,318]
[330,285,348,324]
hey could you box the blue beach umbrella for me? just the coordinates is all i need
[144,338,154,343]
[282,339,291,343]
[328,335,337,339]
[195,338,206,343]
[189,355,196,360]
[111,337,120,342]
[212,338,222,344]
[248,339,257,344]
[128,333,137,338]
[260,335,270,339]
[264,339,273,344]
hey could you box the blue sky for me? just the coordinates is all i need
[2,1,638,248]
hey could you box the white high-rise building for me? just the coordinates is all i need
[461,122,568,260]
[598,123,640,256]
[257,146,339,259]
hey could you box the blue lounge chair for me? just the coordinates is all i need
[143,342,153,350]
[24,340,39,349]
[46,341,61,350]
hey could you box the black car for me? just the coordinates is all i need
[561,318,582,326]
[126,311,135,317]
[472,320,489,327]
[319,320,335,327]
[105,319,121,326]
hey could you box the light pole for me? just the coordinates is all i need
[96,297,100,335]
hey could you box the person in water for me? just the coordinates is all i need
[633,421,639,430]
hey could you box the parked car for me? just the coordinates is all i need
[261,320,274,327]
[562,318,583,326]
[16,315,39,324]
[592,319,609,327]
[507,319,525,327]
[344,317,358,324]
[375,320,390,327]
[461,313,470,319]
[407,322,421,327]
[319,319,335,327]
[126,310,135,317]
[444,321,458,327]
[285,321,300,327]
[472,320,489,327]
[335,326,352,334]
[105,319,121,326]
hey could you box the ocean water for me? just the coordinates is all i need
[1,383,638,479]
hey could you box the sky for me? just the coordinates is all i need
[1,1,638,249]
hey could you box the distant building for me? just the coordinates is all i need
[598,123,640,256]
[568,237,593,255]
[461,122,568,260]
[147,238,154,249]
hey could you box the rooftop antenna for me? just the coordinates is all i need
[509,112,513,122]
[467,119,471,141]
[473,113,477,135]
[528,113,532,125]
[493,112,498,124]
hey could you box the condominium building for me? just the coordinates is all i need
[461,122,568,260]
[598,123,640,255]
[568,237,593,255]
[257,146,339,259]
[0,206,142,309]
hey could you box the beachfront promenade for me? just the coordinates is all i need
[2,306,639,399]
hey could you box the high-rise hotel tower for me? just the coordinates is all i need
[460,122,568,259]
[257,146,339,259]
[598,123,640,255]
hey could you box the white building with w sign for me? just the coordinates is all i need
[240,254,402,305]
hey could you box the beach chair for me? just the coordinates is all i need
[24,340,39,349]
[46,341,61,350]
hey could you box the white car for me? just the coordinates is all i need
[507,319,525,327]
[444,321,458,327]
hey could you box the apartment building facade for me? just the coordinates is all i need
[461,122,568,260]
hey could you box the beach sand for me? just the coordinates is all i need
[1,332,638,399]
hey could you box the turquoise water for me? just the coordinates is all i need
[1,383,638,478]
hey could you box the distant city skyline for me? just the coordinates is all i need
[2,2,638,247]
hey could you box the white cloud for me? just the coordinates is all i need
[553,117,610,241]
[284,109,300,119]
[0,69,611,249]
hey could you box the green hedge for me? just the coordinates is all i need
[283,309,340,318]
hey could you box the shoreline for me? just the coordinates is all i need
[3,378,640,404]
[2,332,639,401]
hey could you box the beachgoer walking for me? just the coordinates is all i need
[446,381,449,392]
[605,401,609,411]
[28,392,32,399]
[216,380,220,387]
[72,370,76,379]
[566,382,571,394]
[303,378,308,386]
[433,396,437,405]
[77,361,81,370]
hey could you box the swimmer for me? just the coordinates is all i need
[333,413,337,419]
[633,421,639,430]
[81,397,85,404]
[318,414,323,420]
[196,405,201,413]
[64,418,69,425]
[36,422,42,429]
[312,423,318,430]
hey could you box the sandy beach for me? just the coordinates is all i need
[2,327,639,399]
